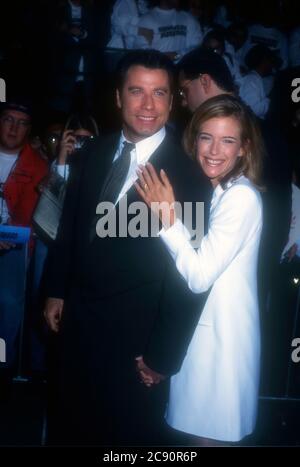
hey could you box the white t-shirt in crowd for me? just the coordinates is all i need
[69,0,85,80]
[239,70,270,119]
[107,0,149,49]
[134,7,202,61]
[246,23,288,69]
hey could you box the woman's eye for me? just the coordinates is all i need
[199,135,211,141]
[223,138,235,144]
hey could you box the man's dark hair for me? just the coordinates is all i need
[177,47,235,93]
[116,49,175,92]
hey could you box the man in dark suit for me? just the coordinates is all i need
[44,49,209,445]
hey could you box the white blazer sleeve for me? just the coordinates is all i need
[160,184,262,294]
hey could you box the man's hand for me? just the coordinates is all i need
[44,297,64,332]
[135,356,166,387]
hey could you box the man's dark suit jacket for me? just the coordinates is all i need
[46,132,211,445]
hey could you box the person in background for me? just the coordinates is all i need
[107,0,151,49]
[177,47,235,113]
[0,99,48,398]
[134,0,203,62]
[226,22,249,73]
[239,45,280,120]
[49,0,98,114]
[54,112,99,179]
[28,114,99,379]
[202,29,243,87]
[188,0,217,37]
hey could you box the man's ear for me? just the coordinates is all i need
[169,94,173,112]
[200,74,211,94]
[116,89,122,109]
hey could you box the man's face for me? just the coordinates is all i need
[0,110,31,153]
[178,71,207,113]
[116,65,173,143]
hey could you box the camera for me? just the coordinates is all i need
[74,135,94,150]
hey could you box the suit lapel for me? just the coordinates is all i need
[81,134,120,242]
[85,133,120,209]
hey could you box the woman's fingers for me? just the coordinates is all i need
[65,143,75,154]
[146,162,161,186]
[138,164,154,190]
[63,129,75,138]
[160,169,172,190]
[62,131,76,145]
[136,169,148,191]
[134,181,149,205]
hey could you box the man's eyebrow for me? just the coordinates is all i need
[127,86,169,92]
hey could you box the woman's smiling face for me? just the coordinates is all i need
[196,116,245,187]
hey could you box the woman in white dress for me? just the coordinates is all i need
[135,94,265,445]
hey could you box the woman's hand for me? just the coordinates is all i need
[57,130,76,165]
[134,162,176,229]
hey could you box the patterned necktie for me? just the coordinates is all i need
[89,141,135,242]
[98,141,135,204]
